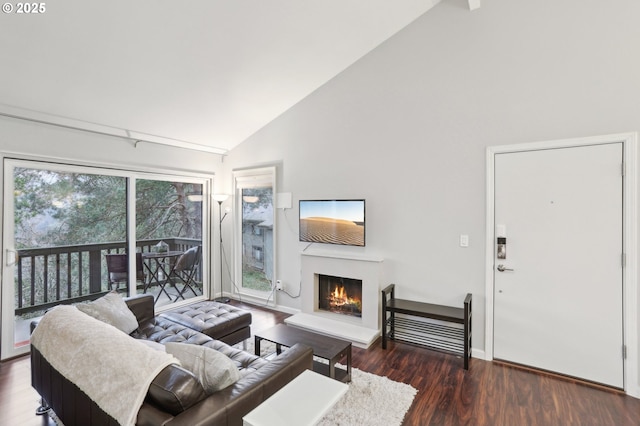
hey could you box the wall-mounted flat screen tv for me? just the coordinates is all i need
[299,199,365,247]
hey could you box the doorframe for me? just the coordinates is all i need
[485,132,639,398]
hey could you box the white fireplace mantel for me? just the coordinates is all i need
[300,249,384,263]
[285,250,384,348]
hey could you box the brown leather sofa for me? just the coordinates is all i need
[31,294,313,426]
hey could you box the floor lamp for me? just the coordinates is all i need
[213,194,230,303]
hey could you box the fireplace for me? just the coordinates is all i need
[285,250,384,348]
[318,274,363,318]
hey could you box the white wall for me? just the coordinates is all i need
[0,116,222,175]
[222,0,640,391]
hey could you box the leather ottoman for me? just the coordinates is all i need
[159,301,252,346]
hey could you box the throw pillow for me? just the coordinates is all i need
[76,291,139,334]
[165,342,240,394]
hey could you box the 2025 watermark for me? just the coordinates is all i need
[2,3,46,14]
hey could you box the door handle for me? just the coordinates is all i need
[497,264,514,272]
[6,249,18,267]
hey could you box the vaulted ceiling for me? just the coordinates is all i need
[0,1,477,154]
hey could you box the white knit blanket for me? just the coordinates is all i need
[31,305,176,426]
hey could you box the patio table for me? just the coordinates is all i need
[142,251,183,302]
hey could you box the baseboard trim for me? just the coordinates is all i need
[472,347,486,360]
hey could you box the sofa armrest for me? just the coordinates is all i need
[137,403,175,426]
[30,317,42,334]
[161,343,313,426]
[125,293,155,325]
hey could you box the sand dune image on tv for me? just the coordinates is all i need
[299,217,364,246]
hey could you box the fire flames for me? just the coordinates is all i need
[329,285,361,309]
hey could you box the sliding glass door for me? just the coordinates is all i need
[135,178,204,307]
[1,159,210,360]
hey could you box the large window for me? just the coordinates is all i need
[1,159,211,360]
[233,167,276,298]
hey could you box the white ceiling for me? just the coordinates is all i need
[0,1,445,154]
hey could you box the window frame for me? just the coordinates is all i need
[232,166,276,300]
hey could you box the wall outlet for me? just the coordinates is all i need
[276,280,283,291]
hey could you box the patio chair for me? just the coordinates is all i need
[105,253,144,291]
[171,246,202,300]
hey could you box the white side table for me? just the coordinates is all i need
[243,369,349,426]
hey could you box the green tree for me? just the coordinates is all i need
[14,168,202,248]
[136,180,201,240]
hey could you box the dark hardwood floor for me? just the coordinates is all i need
[2,300,639,425]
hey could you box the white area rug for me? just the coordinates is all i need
[317,366,417,426]
[239,339,418,426]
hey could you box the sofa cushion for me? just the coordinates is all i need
[147,364,207,416]
[202,339,269,376]
[165,342,241,394]
[133,316,215,345]
[77,291,139,334]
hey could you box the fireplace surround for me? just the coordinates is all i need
[285,250,384,348]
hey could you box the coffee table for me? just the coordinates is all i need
[242,369,348,426]
[255,324,352,382]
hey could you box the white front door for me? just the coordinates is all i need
[493,143,624,388]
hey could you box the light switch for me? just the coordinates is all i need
[460,234,469,247]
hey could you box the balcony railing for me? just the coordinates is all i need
[15,238,201,315]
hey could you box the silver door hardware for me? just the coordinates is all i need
[497,237,507,259]
[497,264,514,272]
